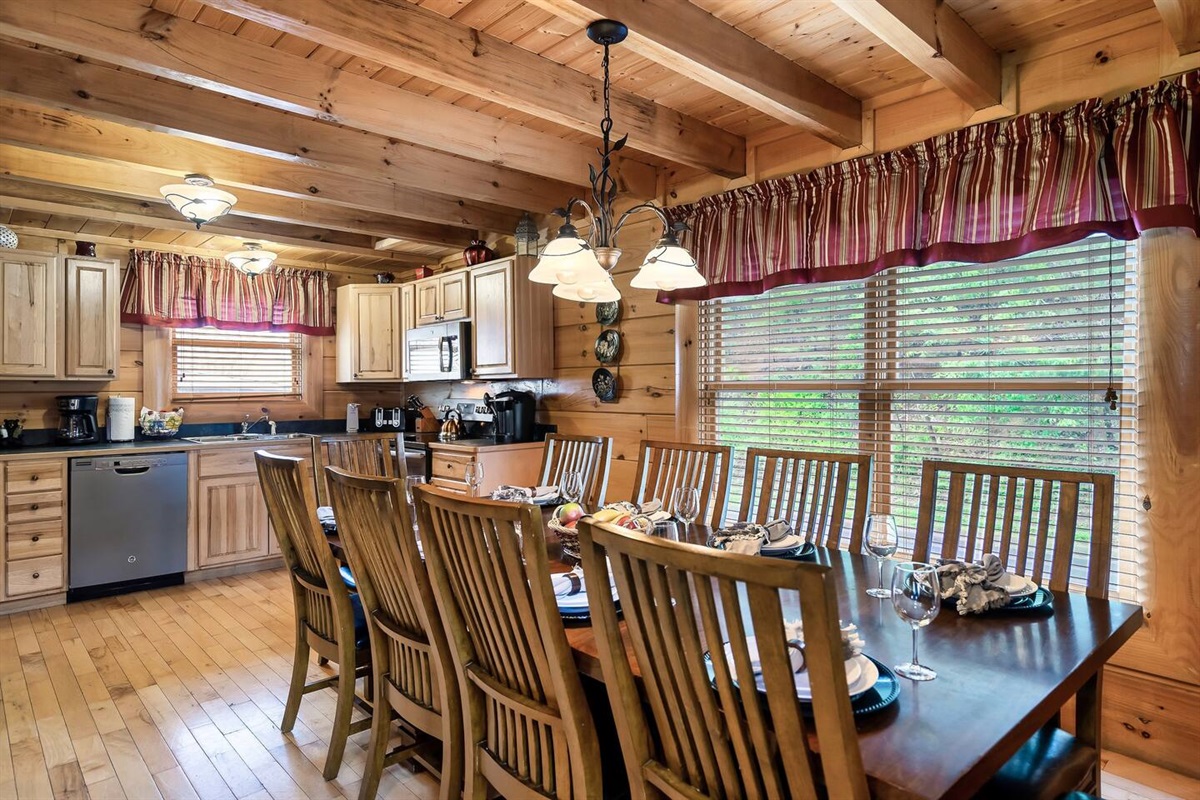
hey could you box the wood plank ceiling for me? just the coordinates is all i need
[0,0,1180,273]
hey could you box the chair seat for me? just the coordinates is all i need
[977,728,1097,800]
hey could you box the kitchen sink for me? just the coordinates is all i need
[183,433,316,444]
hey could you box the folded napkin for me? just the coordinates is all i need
[708,522,769,555]
[491,484,559,502]
[936,554,1012,615]
[316,506,336,531]
[551,569,585,597]
[784,618,865,662]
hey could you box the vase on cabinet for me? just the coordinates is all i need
[463,239,496,266]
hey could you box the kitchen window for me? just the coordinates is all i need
[171,327,304,400]
[696,236,1141,600]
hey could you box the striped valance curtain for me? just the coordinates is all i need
[663,69,1200,301]
[120,249,334,335]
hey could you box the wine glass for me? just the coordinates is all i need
[463,461,484,497]
[405,476,425,526]
[864,513,900,598]
[891,561,941,681]
[562,470,584,505]
[671,486,701,526]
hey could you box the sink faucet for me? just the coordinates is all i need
[241,407,275,435]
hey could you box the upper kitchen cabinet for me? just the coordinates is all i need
[415,270,469,325]
[401,282,415,380]
[469,256,553,379]
[64,257,120,379]
[0,250,57,379]
[335,283,402,382]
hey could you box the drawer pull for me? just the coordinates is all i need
[31,535,39,543]
[32,572,39,580]
[31,504,39,511]
[31,474,39,482]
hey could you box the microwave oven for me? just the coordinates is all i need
[406,322,470,382]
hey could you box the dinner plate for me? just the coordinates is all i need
[1002,574,1038,597]
[718,637,877,700]
[760,541,817,561]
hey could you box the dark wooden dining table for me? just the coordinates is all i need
[547,522,1143,800]
[327,514,1143,800]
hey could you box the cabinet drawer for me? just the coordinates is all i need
[430,477,469,496]
[6,490,64,524]
[198,442,313,478]
[5,460,65,493]
[431,453,474,481]
[6,555,64,597]
[7,521,64,560]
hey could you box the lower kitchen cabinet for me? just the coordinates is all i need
[2,459,67,600]
[428,440,545,496]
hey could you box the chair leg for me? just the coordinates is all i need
[323,658,358,780]
[281,624,309,733]
[439,710,465,800]
[317,655,329,666]
[357,670,389,800]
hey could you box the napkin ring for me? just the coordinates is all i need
[785,639,807,673]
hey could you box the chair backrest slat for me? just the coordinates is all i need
[415,486,601,799]
[538,434,612,508]
[739,448,872,552]
[913,460,1115,598]
[633,440,732,528]
[578,519,870,800]
[316,432,405,505]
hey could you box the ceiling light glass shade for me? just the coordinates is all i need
[225,242,277,276]
[552,276,621,303]
[630,239,706,291]
[529,236,610,286]
[159,174,237,228]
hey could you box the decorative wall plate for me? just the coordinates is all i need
[595,300,620,326]
[591,367,617,402]
[594,329,621,363]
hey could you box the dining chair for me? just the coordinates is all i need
[324,466,462,800]
[913,460,1115,598]
[254,451,371,780]
[414,486,602,800]
[538,433,613,507]
[631,440,733,528]
[576,517,870,800]
[315,431,406,506]
[739,448,872,552]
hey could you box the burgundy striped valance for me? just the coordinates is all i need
[662,69,1200,302]
[120,249,334,335]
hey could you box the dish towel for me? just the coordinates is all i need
[936,554,1012,615]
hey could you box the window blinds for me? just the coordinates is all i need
[172,327,303,399]
[697,236,1140,599]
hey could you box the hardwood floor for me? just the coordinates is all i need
[0,568,1194,800]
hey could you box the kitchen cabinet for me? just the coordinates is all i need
[335,283,402,382]
[427,440,544,496]
[0,251,58,378]
[415,270,470,325]
[2,458,67,600]
[401,282,415,380]
[469,256,554,379]
[193,439,313,569]
[64,256,120,379]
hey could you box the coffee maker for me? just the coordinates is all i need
[487,390,536,443]
[56,395,100,444]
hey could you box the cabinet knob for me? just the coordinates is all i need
[30,475,38,482]
[31,573,39,580]
[31,535,39,543]
[107,369,114,375]
[31,504,39,511]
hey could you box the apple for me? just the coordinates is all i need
[555,502,584,526]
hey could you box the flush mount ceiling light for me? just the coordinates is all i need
[225,242,277,276]
[159,174,237,229]
[528,19,705,302]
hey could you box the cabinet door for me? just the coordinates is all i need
[439,271,470,321]
[0,252,57,378]
[196,475,271,567]
[400,282,415,379]
[336,285,401,382]
[415,278,441,325]
[470,261,515,377]
[64,257,120,379]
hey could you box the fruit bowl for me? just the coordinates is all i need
[549,502,586,557]
[139,407,184,439]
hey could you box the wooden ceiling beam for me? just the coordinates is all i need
[0,144,472,247]
[524,0,861,146]
[0,178,435,264]
[1154,0,1200,54]
[194,0,746,177]
[0,0,656,196]
[0,41,579,214]
[830,0,1002,109]
[0,99,520,234]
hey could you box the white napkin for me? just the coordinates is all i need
[316,506,336,527]
[551,570,585,597]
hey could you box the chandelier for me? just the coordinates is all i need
[528,20,705,302]
[159,174,237,229]
[225,242,277,276]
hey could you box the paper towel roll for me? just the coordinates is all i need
[108,396,135,442]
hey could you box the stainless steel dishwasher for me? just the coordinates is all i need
[68,451,189,601]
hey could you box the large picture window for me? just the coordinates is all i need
[697,237,1140,599]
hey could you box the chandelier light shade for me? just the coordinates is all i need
[225,242,277,276]
[159,174,237,229]
[528,19,704,303]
